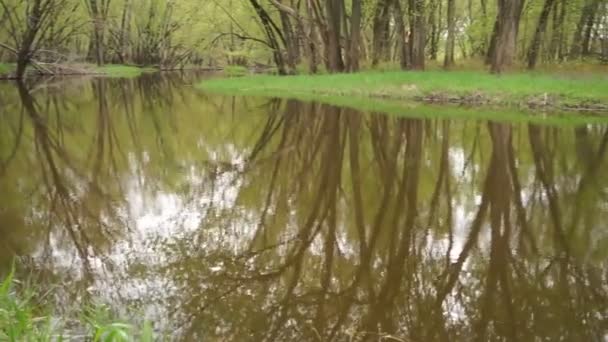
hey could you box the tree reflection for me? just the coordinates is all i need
[1,80,134,285]
[160,100,608,341]
[0,79,606,341]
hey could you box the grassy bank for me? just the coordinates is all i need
[1,268,154,341]
[96,64,157,77]
[199,70,608,113]
[0,63,155,79]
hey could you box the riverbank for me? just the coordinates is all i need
[198,70,608,113]
[0,63,156,79]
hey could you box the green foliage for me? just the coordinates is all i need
[0,266,54,341]
[0,266,155,342]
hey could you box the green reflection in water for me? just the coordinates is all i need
[0,74,607,341]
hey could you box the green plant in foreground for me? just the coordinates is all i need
[84,305,155,342]
[0,266,155,342]
[0,267,55,341]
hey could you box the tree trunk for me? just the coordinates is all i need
[118,0,132,63]
[393,0,410,69]
[527,0,556,69]
[428,0,439,60]
[485,16,499,65]
[409,0,426,70]
[278,4,299,71]
[548,0,565,61]
[444,0,456,68]
[372,0,391,66]
[89,0,105,66]
[249,0,289,74]
[305,0,319,73]
[326,0,345,72]
[490,0,524,73]
[347,0,362,71]
[570,0,600,59]
[15,0,45,78]
[581,5,597,56]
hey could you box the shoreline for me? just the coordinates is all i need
[198,70,608,114]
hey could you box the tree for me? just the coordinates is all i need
[0,0,79,78]
[347,0,362,71]
[84,0,111,66]
[372,0,391,66]
[444,0,456,68]
[325,0,345,72]
[409,0,426,70]
[489,0,524,73]
[527,0,557,69]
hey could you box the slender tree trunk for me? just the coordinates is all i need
[305,0,319,73]
[89,0,105,66]
[15,0,45,78]
[570,0,600,59]
[444,0,456,68]
[490,0,524,73]
[118,0,132,63]
[249,0,289,74]
[527,0,556,69]
[485,15,499,65]
[393,0,410,69]
[372,0,391,66]
[581,6,597,56]
[278,2,299,71]
[428,0,439,60]
[548,0,564,61]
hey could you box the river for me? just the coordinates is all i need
[0,73,606,341]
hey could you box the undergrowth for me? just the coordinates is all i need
[0,266,155,342]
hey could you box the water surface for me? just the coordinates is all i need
[0,74,607,341]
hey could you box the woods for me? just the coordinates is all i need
[1,0,607,78]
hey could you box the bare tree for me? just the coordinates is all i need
[0,0,79,78]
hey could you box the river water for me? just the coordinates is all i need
[0,73,607,341]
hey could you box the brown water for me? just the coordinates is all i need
[0,74,607,341]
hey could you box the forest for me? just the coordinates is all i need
[0,0,607,79]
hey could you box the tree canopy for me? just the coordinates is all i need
[0,0,607,78]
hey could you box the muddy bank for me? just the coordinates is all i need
[415,91,608,113]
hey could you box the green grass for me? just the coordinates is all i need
[0,63,156,78]
[0,266,155,341]
[200,70,608,103]
[199,70,608,121]
[96,64,157,78]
